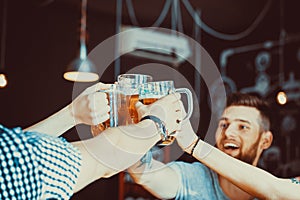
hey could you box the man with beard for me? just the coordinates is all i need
[129,93,300,200]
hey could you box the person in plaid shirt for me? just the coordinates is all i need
[1,82,183,199]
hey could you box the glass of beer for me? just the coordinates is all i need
[117,74,153,125]
[138,80,193,145]
[91,74,153,136]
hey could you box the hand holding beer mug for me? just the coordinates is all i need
[91,74,152,136]
[138,80,193,145]
[90,84,118,136]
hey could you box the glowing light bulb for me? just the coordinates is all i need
[0,74,8,88]
[276,91,287,105]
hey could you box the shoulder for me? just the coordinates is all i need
[168,161,213,177]
[166,161,225,199]
[168,160,209,168]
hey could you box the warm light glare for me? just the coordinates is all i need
[0,74,8,88]
[63,71,99,82]
[276,91,287,105]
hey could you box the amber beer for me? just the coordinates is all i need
[91,74,154,136]
[91,123,107,136]
[140,98,158,105]
[117,74,153,124]
[92,91,141,136]
[117,94,140,125]
[129,94,140,123]
[118,95,158,124]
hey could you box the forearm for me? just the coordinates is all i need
[24,105,75,137]
[72,141,109,193]
[193,140,300,200]
[129,160,179,199]
[72,120,162,192]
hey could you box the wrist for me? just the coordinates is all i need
[138,120,161,142]
[183,135,199,154]
[190,137,200,156]
[140,115,168,142]
[67,104,78,126]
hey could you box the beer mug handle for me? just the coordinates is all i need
[97,85,118,128]
[174,88,193,121]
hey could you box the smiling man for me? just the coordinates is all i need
[129,93,300,200]
[215,97,272,167]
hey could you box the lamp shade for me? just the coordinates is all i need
[63,58,99,82]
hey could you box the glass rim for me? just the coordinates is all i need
[117,73,153,80]
[142,80,174,84]
[139,80,175,88]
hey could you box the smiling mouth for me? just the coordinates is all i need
[223,143,239,150]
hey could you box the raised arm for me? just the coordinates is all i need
[193,141,300,200]
[72,93,183,193]
[24,83,111,136]
[126,102,191,199]
[176,119,300,200]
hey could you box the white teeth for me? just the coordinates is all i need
[224,143,238,148]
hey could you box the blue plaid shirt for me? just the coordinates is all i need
[0,124,82,200]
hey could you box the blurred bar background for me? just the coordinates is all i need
[0,0,299,199]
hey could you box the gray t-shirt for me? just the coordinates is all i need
[168,161,230,200]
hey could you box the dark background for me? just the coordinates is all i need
[0,0,300,199]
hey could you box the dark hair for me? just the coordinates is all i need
[226,93,271,131]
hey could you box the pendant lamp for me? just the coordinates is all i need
[63,0,99,82]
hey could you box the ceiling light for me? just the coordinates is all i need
[63,58,99,82]
[276,91,287,105]
[63,0,99,82]
[0,0,8,88]
[276,72,300,105]
[0,72,8,88]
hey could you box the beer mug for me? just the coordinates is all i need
[138,80,193,145]
[91,74,152,136]
[117,74,153,125]
[90,84,119,136]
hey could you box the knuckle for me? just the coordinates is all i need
[105,105,110,112]
[95,92,106,100]
[92,118,99,125]
[88,101,96,111]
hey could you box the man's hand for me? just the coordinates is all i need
[135,93,183,134]
[70,82,111,125]
[175,104,198,154]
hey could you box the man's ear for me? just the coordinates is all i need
[260,131,273,149]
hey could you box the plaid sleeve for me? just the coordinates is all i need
[0,125,82,200]
[291,177,300,185]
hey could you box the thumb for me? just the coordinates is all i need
[97,82,113,90]
[135,101,146,111]
[93,82,113,91]
[135,101,148,119]
[84,82,113,95]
